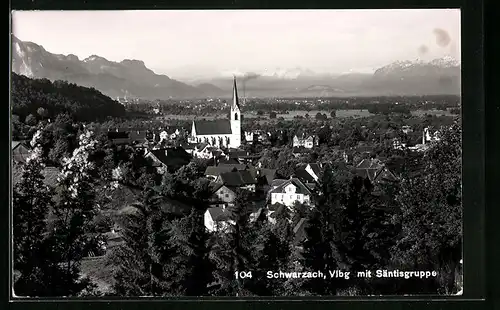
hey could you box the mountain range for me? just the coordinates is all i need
[11,35,461,99]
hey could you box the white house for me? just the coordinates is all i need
[190,77,241,148]
[269,178,312,207]
[204,206,235,232]
[422,127,441,145]
[293,134,316,149]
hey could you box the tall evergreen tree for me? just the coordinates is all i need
[110,186,168,296]
[300,163,351,295]
[13,134,53,296]
[210,190,258,296]
[160,208,215,296]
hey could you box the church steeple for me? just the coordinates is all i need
[230,76,241,148]
[232,76,241,111]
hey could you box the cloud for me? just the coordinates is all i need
[433,28,451,47]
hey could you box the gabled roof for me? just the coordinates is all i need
[308,163,322,176]
[129,131,147,142]
[218,170,257,187]
[107,131,129,139]
[207,206,233,222]
[12,141,31,163]
[217,163,248,170]
[180,143,196,150]
[12,165,61,188]
[354,168,379,182]
[193,119,232,135]
[356,158,384,170]
[195,143,209,151]
[269,178,312,195]
[373,167,398,183]
[270,179,288,188]
[147,147,191,167]
[205,165,238,176]
[209,181,224,194]
[293,217,307,245]
[256,168,277,185]
[293,168,316,183]
[12,141,22,150]
[228,149,248,158]
[217,158,240,165]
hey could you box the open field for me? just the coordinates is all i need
[411,109,457,117]
[158,109,374,121]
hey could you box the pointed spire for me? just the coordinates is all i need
[232,75,240,110]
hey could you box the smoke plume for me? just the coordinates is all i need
[242,72,261,82]
[433,28,451,47]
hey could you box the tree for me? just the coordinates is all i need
[12,137,54,296]
[43,130,101,296]
[391,121,462,294]
[330,110,337,118]
[269,111,277,119]
[210,190,259,296]
[300,165,350,295]
[25,114,37,126]
[160,208,215,296]
[109,187,169,296]
[37,107,48,119]
[317,126,332,145]
[315,112,327,121]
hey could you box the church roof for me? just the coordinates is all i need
[232,76,241,111]
[193,119,232,135]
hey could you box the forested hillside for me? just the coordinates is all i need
[11,73,126,122]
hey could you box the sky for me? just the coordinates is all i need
[12,9,460,78]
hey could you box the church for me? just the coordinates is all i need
[190,77,241,148]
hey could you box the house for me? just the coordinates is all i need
[192,143,211,159]
[293,133,317,149]
[107,131,130,145]
[160,126,183,142]
[192,143,218,159]
[269,178,312,207]
[211,183,237,205]
[12,140,31,164]
[190,77,241,148]
[294,163,322,185]
[12,164,61,188]
[292,146,313,157]
[129,130,148,144]
[354,158,398,185]
[244,130,265,143]
[422,127,441,145]
[215,170,257,192]
[204,205,235,232]
[401,125,413,134]
[205,165,245,181]
[392,138,407,150]
[144,147,192,173]
[181,143,197,155]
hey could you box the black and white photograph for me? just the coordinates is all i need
[10,9,462,297]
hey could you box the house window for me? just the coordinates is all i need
[296,195,300,199]
[234,113,238,121]
[225,194,229,198]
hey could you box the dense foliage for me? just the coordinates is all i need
[11,73,126,123]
